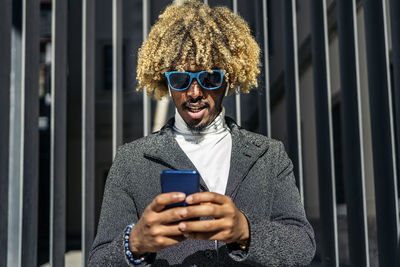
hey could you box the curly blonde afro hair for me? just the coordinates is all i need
[136,0,261,99]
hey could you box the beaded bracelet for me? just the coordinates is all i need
[124,223,148,265]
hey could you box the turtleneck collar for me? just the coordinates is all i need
[173,107,228,137]
[173,106,232,194]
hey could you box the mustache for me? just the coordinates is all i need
[182,98,209,108]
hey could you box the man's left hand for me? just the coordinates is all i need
[177,192,249,245]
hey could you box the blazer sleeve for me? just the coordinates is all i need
[88,146,155,267]
[228,141,316,266]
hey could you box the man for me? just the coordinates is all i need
[89,0,315,266]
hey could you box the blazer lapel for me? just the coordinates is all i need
[143,122,210,191]
[143,117,269,195]
[225,118,269,197]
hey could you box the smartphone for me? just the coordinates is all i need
[160,170,199,209]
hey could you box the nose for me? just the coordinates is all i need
[186,79,204,99]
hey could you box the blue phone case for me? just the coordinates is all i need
[160,170,199,209]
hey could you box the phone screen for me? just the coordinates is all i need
[160,170,199,209]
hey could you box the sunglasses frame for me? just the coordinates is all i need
[164,69,226,91]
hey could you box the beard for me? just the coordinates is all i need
[182,98,212,132]
[179,97,222,133]
[187,120,211,132]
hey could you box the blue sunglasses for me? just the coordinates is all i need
[164,69,226,91]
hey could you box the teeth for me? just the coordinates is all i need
[187,106,203,111]
[187,108,203,113]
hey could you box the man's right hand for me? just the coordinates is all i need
[129,192,188,256]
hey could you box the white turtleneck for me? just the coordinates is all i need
[173,107,232,195]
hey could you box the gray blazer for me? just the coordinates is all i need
[89,117,315,266]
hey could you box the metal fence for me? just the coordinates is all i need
[0,0,399,266]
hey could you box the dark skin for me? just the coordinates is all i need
[129,65,249,256]
[169,67,225,131]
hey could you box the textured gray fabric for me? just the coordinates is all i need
[88,117,315,266]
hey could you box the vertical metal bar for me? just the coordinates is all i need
[0,0,11,266]
[336,0,369,266]
[392,0,400,258]
[20,0,40,265]
[363,1,399,266]
[112,0,123,157]
[82,0,96,265]
[50,0,67,266]
[282,0,303,201]
[142,0,151,136]
[253,0,266,136]
[389,0,400,199]
[7,0,23,265]
[232,0,241,125]
[262,0,271,137]
[310,0,341,266]
[203,0,208,5]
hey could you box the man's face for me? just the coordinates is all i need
[169,65,226,131]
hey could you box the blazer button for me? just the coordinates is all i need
[205,250,213,259]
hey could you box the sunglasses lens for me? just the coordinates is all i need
[199,71,222,89]
[169,73,190,90]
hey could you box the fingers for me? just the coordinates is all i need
[177,218,245,243]
[132,193,191,254]
[177,220,236,242]
[157,206,192,224]
[179,203,226,220]
[178,220,223,241]
[178,219,226,233]
[141,207,187,227]
[130,222,186,254]
[148,192,231,223]
[155,203,221,225]
[148,192,186,212]
[148,224,185,237]
[186,192,230,205]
